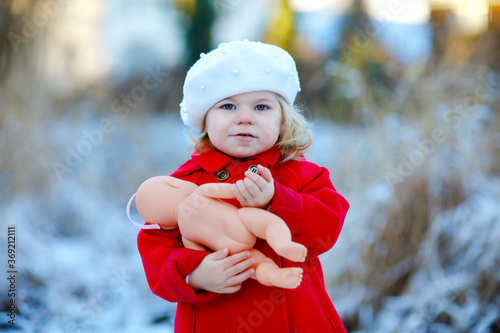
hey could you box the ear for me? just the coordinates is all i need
[164,176,182,188]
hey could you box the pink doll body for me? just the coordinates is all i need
[135,176,307,289]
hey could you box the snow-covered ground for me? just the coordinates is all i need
[1,113,187,332]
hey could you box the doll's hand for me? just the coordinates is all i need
[188,249,256,294]
[232,165,274,209]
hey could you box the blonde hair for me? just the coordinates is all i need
[189,94,313,162]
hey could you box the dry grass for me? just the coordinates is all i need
[315,57,500,331]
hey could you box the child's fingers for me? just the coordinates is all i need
[244,170,267,192]
[257,165,273,182]
[233,167,275,208]
[231,184,247,206]
[220,283,243,294]
[224,257,256,277]
[206,248,229,261]
[243,177,261,197]
[225,268,255,288]
[234,180,252,203]
[244,166,273,193]
[220,251,251,268]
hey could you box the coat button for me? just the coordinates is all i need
[216,169,229,181]
[248,165,259,174]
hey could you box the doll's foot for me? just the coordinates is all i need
[275,242,307,262]
[272,267,303,289]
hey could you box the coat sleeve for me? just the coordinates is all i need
[136,167,218,304]
[269,162,349,256]
[137,227,218,304]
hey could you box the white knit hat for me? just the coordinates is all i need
[180,40,301,131]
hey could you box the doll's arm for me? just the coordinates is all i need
[196,183,235,199]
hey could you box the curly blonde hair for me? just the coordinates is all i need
[189,94,313,162]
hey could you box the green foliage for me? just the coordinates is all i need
[184,0,217,67]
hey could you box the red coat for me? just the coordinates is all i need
[137,147,349,332]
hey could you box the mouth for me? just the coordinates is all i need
[233,133,256,138]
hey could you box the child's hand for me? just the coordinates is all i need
[232,165,274,209]
[188,249,256,294]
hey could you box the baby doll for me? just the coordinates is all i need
[132,175,307,289]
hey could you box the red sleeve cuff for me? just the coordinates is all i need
[269,180,304,234]
[160,248,218,304]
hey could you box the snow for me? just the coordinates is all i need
[1,114,183,332]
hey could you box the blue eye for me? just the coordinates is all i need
[221,104,236,110]
[255,105,269,111]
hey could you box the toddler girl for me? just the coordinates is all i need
[137,40,349,332]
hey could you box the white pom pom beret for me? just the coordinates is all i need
[180,40,301,131]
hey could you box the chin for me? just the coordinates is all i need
[219,145,270,158]
[229,151,252,158]
[221,148,253,159]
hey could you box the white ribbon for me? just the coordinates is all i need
[126,193,161,230]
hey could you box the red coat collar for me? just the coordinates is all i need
[191,146,282,173]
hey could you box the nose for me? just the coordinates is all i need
[234,107,255,125]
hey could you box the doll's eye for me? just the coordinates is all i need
[221,104,236,110]
[255,104,269,111]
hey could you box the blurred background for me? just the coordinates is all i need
[1,0,500,332]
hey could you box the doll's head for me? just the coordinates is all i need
[179,40,312,161]
[135,176,197,229]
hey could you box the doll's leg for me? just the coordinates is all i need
[238,208,307,262]
[249,249,303,289]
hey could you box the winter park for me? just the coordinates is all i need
[1,0,500,332]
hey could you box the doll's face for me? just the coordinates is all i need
[205,91,282,158]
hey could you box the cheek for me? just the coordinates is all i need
[206,126,220,144]
[205,118,228,149]
[205,115,219,139]
[261,115,282,143]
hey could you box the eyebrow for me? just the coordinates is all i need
[253,98,277,104]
